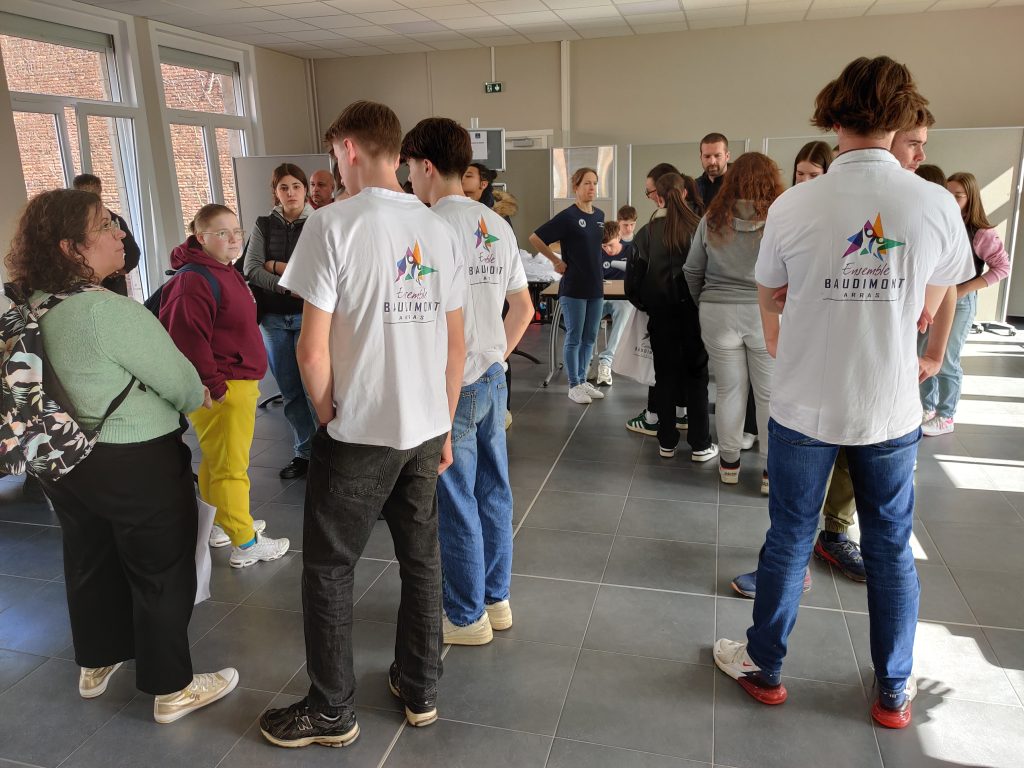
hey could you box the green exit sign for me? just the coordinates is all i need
[484,81,503,94]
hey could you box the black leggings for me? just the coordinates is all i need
[41,432,198,695]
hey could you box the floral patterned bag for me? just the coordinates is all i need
[1,283,136,482]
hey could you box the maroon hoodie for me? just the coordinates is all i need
[159,236,268,400]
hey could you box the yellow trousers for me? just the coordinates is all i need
[189,379,259,547]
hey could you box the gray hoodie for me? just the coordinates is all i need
[683,200,764,305]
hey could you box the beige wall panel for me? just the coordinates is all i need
[254,47,313,155]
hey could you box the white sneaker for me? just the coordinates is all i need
[713,638,787,704]
[719,460,740,484]
[921,415,954,437]
[581,382,605,399]
[443,613,493,646]
[741,433,757,450]
[484,600,512,630]
[596,362,613,386]
[154,668,239,724]
[568,385,592,404]
[209,519,267,548]
[760,471,770,496]
[922,409,936,423]
[691,443,719,463]
[659,445,676,458]
[229,532,290,568]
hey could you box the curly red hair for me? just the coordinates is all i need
[705,153,784,240]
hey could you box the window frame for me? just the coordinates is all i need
[152,25,263,239]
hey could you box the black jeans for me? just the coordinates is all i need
[303,429,446,715]
[647,304,712,452]
[40,432,197,695]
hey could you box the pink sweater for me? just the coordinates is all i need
[974,228,1011,287]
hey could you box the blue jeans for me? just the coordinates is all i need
[747,419,920,699]
[561,296,604,387]
[919,291,976,418]
[260,313,318,460]
[436,363,513,626]
[598,300,633,365]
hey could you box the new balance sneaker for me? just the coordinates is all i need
[443,613,493,646]
[581,382,605,399]
[259,699,360,748]
[741,432,757,450]
[568,385,592,404]
[485,600,513,631]
[209,519,267,548]
[154,668,239,724]
[731,567,812,599]
[659,445,676,458]
[719,458,740,484]
[691,443,719,463]
[760,471,770,496]
[626,410,657,435]
[814,532,867,582]
[596,362,613,386]
[676,413,688,431]
[229,532,290,569]
[79,662,123,699]
[713,639,787,705]
[388,662,438,727]
[921,415,954,437]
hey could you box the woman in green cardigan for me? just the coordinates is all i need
[3,189,237,724]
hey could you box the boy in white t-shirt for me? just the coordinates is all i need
[401,117,534,647]
[712,57,972,730]
[259,101,466,748]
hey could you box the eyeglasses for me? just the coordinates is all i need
[645,188,657,199]
[201,229,246,241]
[87,218,122,236]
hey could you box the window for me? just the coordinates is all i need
[160,47,249,232]
[2,11,147,298]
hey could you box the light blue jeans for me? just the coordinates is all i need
[747,419,920,700]
[598,300,633,366]
[919,291,976,418]
[561,296,604,387]
[436,363,513,626]
[260,312,318,460]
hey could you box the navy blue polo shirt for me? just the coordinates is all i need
[534,204,605,299]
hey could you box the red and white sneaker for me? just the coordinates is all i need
[713,638,787,705]
[871,675,917,729]
[921,415,954,437]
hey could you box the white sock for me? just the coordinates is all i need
[646,410,659,423]
[676,406,687,417]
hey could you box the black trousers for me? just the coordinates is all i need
[40,432,197,695]
[303,429,446,715]
[647,304,712,453]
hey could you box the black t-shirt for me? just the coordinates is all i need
[534,204,605,299]
[602,240,631,280]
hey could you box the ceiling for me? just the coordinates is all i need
[79,0,1009,58]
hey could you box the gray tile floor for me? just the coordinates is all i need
[1,326,1023,767]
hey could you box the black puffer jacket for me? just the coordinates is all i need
[625,209,695,313]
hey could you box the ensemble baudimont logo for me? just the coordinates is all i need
[824,213,907,301]
[386,240,441,322]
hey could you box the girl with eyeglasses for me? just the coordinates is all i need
[5,189,239,722]
[160,204,290,568]
[919,172,1011,436]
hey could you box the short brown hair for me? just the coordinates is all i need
[601,220,621,244]
[190,203,236,235]
[571,167,597,190]
[915,164,946,187]
[401,117,473,178]
[812,56,928,136]
[700,133,729,149]
[324,100,402,160]
[72,173,101,192]
[4,189,104,295]
[617,205,637,222]
[647,162,680,182]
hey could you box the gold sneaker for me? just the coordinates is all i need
[79,662,123,699]
[442,613,492,646]
[154,668,239,724]
[484,600,513,631]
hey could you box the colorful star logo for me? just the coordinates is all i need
[844,214,904,262]
[475,217,499,251]
[395,241,438,283]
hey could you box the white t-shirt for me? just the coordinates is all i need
[755,149,973,445]
[430,195,529,385]
[280,187,465,450]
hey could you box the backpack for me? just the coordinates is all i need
[144,263,222,316]
[1,283,137,481]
